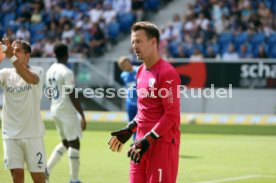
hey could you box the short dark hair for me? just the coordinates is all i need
[117,56,131,64]
[14,40,31,54]
[54,43,68,60]
[131,21,160,45]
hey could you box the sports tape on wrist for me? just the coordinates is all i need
[1,45,7,52]
[10,55,17,64]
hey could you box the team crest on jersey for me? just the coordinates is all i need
[148,78,157,98]
[148,78,156,87]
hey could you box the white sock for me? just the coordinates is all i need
[47,143,67,174]
[68,147,80,182]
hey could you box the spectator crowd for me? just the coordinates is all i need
[2,0,276,60]
[0,0,168,58]
[159,0,276,60]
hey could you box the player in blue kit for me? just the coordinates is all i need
[117,56,138,140]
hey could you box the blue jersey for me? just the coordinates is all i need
[120,66,138,106]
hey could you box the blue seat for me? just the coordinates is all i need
[250,32,265,47]
[271,0,276,13]
[16,4,28,16]
[83,31,92,42]
[205,43,219,55]
[211,43,219,54]
[117,13,134,33]
[183,44,194,57]
[192,44,204,53]
[8,24,20,32]
[2,13,16,27]
[269,47,276,58]
[107,21,120,43]
[220,42,231,54]
[234,32,248,49]
[167,41,179,57]
[268,42,276,52]
[61,9,76,19]
[20,22,30,30]
[42,12,52,25]
[144,0,160,11]
[30,22,45,34]
[218,32,233,44]
[74,2,89,12]
[238,44,253,55]
[253,44,269,58]
[0,27,5,38]
[218,32,233,51]
[267,33,276,47]
[264,0,272,9]
[30,33,45,44]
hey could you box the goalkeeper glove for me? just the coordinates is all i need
[108,120,137,152]
[127,131,159,164]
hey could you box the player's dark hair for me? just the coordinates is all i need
[14,40,31,54]
[54,43,68,62]
[131,21,160,46]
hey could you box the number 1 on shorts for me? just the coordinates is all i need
[158,168,162,182]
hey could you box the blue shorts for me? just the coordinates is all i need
[126,103,138,121]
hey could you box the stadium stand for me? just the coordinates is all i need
[160,0,276,59]
[0,0,171,58]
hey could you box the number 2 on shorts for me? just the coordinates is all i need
[37,152,43,165]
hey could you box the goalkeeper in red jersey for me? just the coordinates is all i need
[108,21,181,183]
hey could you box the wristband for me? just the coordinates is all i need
[151,130,160,139]
[1,45,7,52]
[127,120,137,132]
[10,55,18,64]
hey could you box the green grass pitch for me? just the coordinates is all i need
[0,122,275,183]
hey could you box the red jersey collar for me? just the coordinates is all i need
[145,58,162,71]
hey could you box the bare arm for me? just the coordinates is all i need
[12,62,39,84]
[69,89,87,131]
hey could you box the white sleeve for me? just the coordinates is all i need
[0,68,9,87]
[64,70,75,90]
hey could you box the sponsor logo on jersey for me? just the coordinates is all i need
[166,80,173,84]
[168,87,174,103]
[6,85,32,93]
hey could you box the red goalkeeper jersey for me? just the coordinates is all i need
[134,59,181,144]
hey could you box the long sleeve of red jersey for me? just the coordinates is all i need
[152,68,181,137]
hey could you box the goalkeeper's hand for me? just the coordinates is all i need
[108,120,137,152]
[127,131,159,164]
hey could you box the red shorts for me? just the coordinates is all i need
[129,140,179,183]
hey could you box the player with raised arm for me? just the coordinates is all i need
[0,38,46,183]
[45,43,86,183]
[108,22,181,183]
